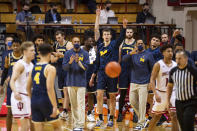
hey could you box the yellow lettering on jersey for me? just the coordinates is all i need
[37,59,40,62]
[57,49,66,52]
[122,47,133,50]
[34,72,40,84]
[11,62,15,66]
[35,66,42,71]
[79,57,84,61]
[36,56,41,62]
[140,56,145,62]
[100,50,108,56]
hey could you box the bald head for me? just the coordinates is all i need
[176,50,188,58]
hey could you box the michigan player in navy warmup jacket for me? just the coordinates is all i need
[0,38,22,131]
[27,44,62,131]
[117,27,136,122]
[1,35,13,72]
[89,7,128,127]
[52,31,73,121]
[147,35,163,62]
[32,35,44,64]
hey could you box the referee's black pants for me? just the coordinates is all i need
[176,99,197,131]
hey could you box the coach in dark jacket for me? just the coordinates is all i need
[45,3,61,23]
[136,3,154,23]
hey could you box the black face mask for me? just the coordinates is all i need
[138,45,144,52]
[24,10,28,13]
[143,9,149,13]
[74,43,80,50]
[106,7,110,11]
[53,9,57,13]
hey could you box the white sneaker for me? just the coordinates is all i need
[59,111,69,121]
[73,128,83,131]
[107,114,110,121]
[87,114,95,122]
[134,125,142,130]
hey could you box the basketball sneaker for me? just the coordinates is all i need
[87,114,95,122]
[107,120,114,127]
[59,111,69,121]
[95,120,104,127]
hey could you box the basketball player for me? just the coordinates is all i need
[82,36,97,122]
[32,34,44,64]
[0,38,23,131]
[89,7,127,127]
[145,35,164,128]
[27,44,62,131]
[147,35,163,62]
[117,27,135,122]
[53,31,73,121]
[148,44,179,131]
[10,41,34,131]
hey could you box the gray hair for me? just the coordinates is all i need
[176,50,188,58]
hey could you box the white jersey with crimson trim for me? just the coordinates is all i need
[15,59,34,94]
[11,59,33,118]
[156,60,177,92]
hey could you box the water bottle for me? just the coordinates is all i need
[74,20,77,24]
[38,17,41,24]
[79,20,82,24]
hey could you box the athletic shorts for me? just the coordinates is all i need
[57,67,67,89]
[119,68,130,89]
[152,90,176,114]
[6,84,12,107]
[86,78,97,93]
[86,74,97,93]
[11,92,31,118]
[97,70,118,93]
[31,94,59,122]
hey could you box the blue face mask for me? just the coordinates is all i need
[74,43,80,49]
[8,41,12,47]
[138,45,144,52]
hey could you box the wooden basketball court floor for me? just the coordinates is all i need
[0,113,172,131]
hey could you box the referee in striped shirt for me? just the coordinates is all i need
[167,50,197,131]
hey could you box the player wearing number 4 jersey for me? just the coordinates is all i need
[10,41,35,131]
[148,44,179,131]
[27,44,62,131]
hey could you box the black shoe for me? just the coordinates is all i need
[117,113,123,122]
[133,112,138,123]
[156,114,167,126]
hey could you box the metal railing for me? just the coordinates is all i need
[20,23,181,45]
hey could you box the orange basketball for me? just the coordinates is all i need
[105,61,121,78]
